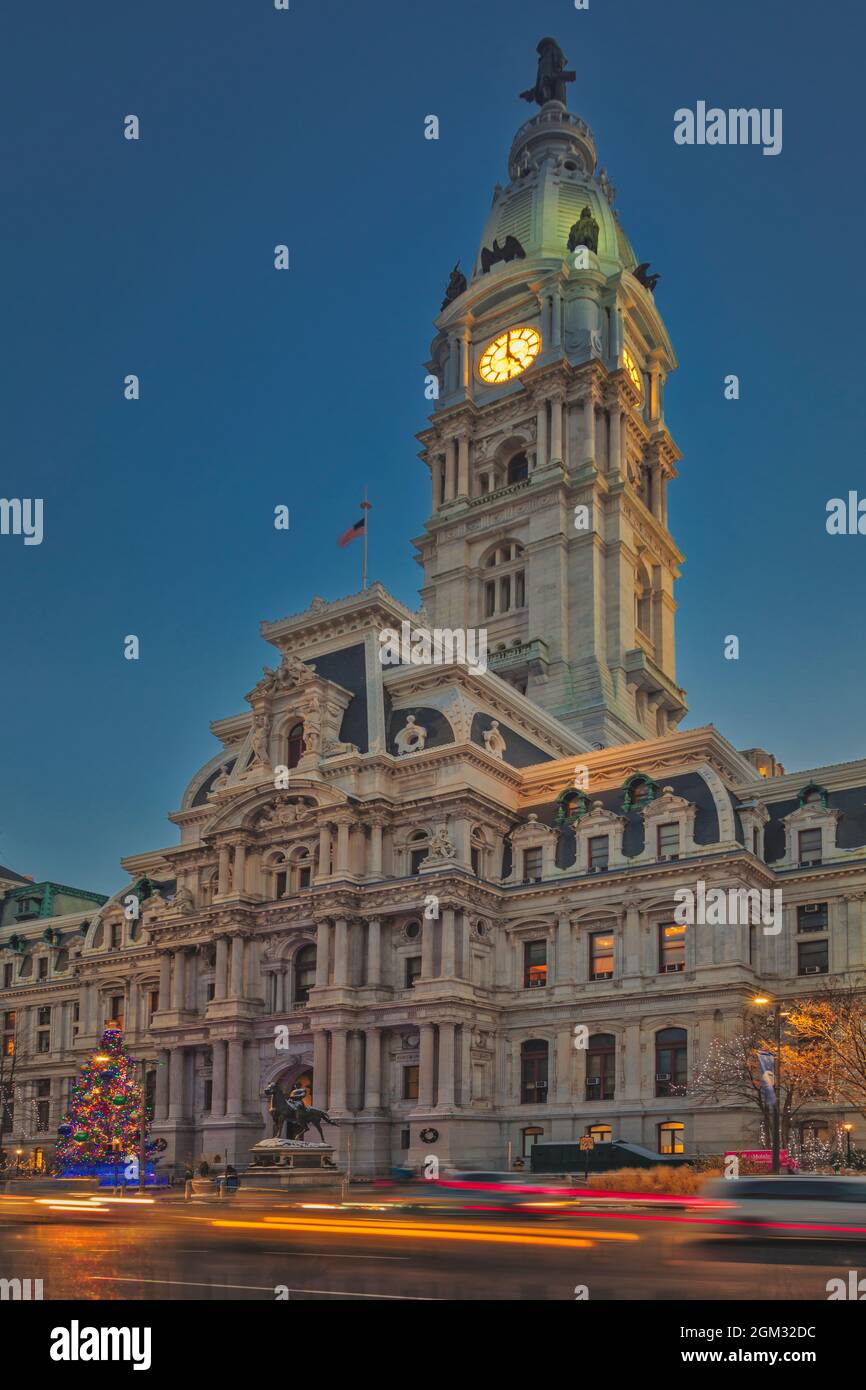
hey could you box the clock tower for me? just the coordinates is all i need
[414,40,687,748]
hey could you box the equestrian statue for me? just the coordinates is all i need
[264,1081,338,1145]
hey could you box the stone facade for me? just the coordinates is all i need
[2,67,864,1176]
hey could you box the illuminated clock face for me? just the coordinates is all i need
[622,348,643,398]
[478,326,541,384]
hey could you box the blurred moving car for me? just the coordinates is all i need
[399,1170,576,1219]
[690,1176,866,1239]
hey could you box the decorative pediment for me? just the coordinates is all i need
[642,786,693,822]
[512,813,557,847]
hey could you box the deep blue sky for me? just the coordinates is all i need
[2,0,864,893]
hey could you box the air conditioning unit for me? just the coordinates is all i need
[802,965,823,974]
[592,971,613,981]
[655,1072,672,1082]
[803,903,821,913]
[585,1077,600,1087]
[659,854,680,862]
[800,858,822,867]
[664,963,684,973]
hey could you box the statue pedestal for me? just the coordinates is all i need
[240,1138,343,1189]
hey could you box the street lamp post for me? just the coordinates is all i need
[843,1123,854,1168]
[753,996,783,1176]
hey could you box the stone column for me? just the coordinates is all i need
[214,937,229,1000]
[217,846,231,896]
[458,912,471,980]
[185,950,199,1012]
[348,1030,364,1112]
[158,954,171,1011]
[536,399,548,469]
[367,919,382,987]
[317,823,332,879]
[330,1029,348,1110]
[459,1026,472,1107]
[446,438,457,499]
[623,1023,642,1100]
[437,1023,456,1108]
[419,1023,436,1108]
[232,843,246,896]
[229,936,245,998]
[369,821,384,876]
[334,919,349,987]
[313,1031,329,1109]
[421,916,435,980]
[583,394,596,459]
[335,820,351,874]
[154,1049,170,1121]
[846,895,865,970]
[457,434,470,498]
[623,899,641,977]
[549,394,563,464]
[555,1028,572,1102]
[364,1027,382,1110]
[211,1039,227,1117]
[608,407,621,475]
[315,921,330,988]
[555,916,572,986]
[226,1039,245,1116]
[168,1046,185,1120]
[170,951,185,1011]
[441,908,456,977]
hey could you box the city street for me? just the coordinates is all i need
[0,1189,861,1301]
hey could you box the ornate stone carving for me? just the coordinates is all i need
[482,720,507,760]
[394,714,428,756]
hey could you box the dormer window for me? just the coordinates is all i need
[15,896,41,921]
[622,773,658,813]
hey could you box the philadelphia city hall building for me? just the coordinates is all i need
[3,42,865,1176]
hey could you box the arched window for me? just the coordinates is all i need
[293,944,317,1003]
[266,853,290,901]
[290,846,313,891]
[635,562,652,637]
[658,1121,684,1155]
[286,722,305,770]
[586,1033,616,1101]
[470,826,489,877]
[521,1039,549,1104]
[588,1124,612,1145]
[407,832,429,875]
[507,451,529,484]
[655,1028,687,1096]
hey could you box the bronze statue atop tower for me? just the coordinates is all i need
[520,38,576,107]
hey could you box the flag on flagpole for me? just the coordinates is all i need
[338,517,366,548]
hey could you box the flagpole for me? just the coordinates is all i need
[360,487,372,590]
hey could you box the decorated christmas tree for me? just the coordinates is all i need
[55,1026,151,1172]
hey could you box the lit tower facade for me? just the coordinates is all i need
[415,41,688,748]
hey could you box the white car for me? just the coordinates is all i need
[691,1176,866,1239]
